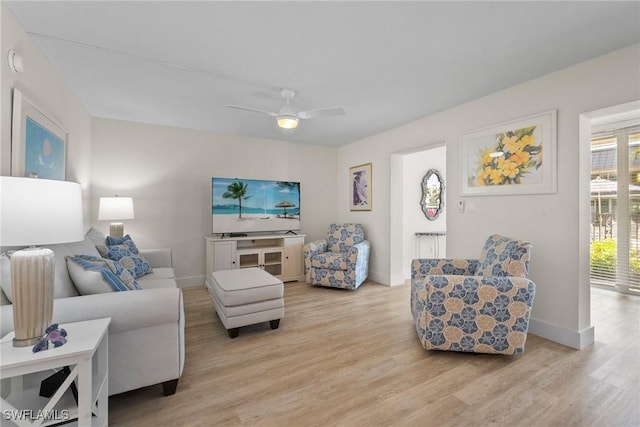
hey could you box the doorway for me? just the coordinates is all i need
[389,143,446,283]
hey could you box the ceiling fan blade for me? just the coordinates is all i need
[226,104,278,117]
[298,106,347,119]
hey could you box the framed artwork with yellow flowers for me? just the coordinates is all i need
[461,110,557,196]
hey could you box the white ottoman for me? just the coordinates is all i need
[207,267,284,338]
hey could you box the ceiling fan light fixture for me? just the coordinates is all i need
[277,115,299,129]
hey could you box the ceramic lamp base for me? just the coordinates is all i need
[109,222,124,238]
[10,247,55,347]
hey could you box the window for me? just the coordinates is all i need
[590,124,640,294]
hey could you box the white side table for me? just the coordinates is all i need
[1,318,110,427]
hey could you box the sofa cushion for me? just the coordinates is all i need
[135,267,176,290]
[310,252,349,271]
[67,256,139,295]
[47,237,105,298]
[86,227,108,257]
[137,277,178,290]
[142,267,174,280]
[139,249,173,269]
[105,244,153,279]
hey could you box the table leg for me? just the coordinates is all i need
[77,355,92,426]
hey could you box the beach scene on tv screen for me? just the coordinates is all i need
[212,178,300,233]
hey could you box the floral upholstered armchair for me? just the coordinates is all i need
[303,223,370,290]
[411,234,536,355]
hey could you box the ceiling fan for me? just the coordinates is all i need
[226,89,346,130]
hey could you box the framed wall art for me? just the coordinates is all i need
[11,88,68,181]
[461,109,557,196]
[350,162,372,211]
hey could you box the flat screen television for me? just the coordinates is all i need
[211,177,301,235]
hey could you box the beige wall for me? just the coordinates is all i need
[90,118,337,287]
[1,4,93,223]
[337,44,640,348]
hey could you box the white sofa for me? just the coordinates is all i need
[0,231,185,396]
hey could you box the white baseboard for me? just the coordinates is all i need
[368,270,403,286]
[367,271,407,287]
[177,275,205,288]
[367,270,385,286]
[529,318,595,350]
[388,273,407,287]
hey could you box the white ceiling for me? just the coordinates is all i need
[6,1,640,146]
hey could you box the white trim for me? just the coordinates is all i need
[367,269,392,286]
[529,318,595,350]
[177,275,205,288]
[387,273,406,287]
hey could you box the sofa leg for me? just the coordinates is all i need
[270,319,280,329]
[162,379,179,396]
[227,328,239,338]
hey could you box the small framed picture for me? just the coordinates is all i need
[349,162,372,211]
[11,88,68,180]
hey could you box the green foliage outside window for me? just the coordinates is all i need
[591,238,640,280]
[591,239,616,279]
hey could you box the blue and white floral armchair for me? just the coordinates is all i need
[303,224,370,290]
[411,234,536,354]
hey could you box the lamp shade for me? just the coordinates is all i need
[0,177,84,246]
[98,197,135,220]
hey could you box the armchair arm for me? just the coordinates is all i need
[140,248,173,269]
[347,241,370,263]
[348,241,370,286]
[303,239,328,279]
[411,258,480,279]
[303,239,328,257]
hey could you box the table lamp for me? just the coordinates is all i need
[98,196,134,238]
[0,177,84,347]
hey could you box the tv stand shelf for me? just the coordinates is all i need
[205,234,305,286]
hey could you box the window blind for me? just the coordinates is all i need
[590,126,640,293]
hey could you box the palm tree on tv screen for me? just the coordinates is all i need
[277,181,298,191]
[222,181,252,218]
[277,181,300,195]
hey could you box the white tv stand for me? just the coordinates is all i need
[205,233,306,287]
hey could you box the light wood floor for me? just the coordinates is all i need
[109,282,640,426]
